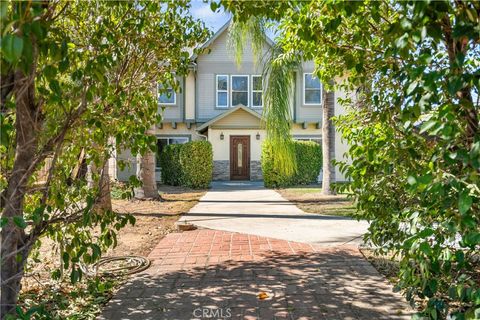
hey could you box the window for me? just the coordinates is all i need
[231,75,249,107]
[304,73,322,105]
[216,75,229,108]
[158,83,176,105]
[251,75,263,108]
[155,137,189,169]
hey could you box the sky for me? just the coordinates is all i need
[190,1,231,33]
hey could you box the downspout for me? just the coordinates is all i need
[197,132,208,141]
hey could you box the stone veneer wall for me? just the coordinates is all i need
[250,160,263,181]
[213,160,230,180]
[213,160,263,181]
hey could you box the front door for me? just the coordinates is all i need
[230,136,250,180]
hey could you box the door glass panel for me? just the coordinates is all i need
[237,143,243,168]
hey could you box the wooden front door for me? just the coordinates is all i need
[230,136,250,180]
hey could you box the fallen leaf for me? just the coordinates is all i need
[258,292,269,300]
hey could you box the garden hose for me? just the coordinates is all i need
[79,256,151,277]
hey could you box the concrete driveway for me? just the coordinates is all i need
[179,181,369,245]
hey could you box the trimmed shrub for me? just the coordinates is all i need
[179,140,213,189]
[262,140,322,188]
[159,144,183,186]
[159,140,213,189]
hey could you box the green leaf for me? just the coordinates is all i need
[420,119,437,134]
[459,190,473,215]
[2,35,24,63]
[12,216,27,229]
[0,1,7,21]
[407,176,417,185]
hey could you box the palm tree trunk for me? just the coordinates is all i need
[87,158,112,211]
[322,89,336,195]
[134,150,160,200]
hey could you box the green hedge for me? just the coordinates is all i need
[159,140,213,189]
[262,140,322,188]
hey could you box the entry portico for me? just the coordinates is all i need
[197,105,264,181]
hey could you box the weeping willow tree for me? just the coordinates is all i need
[227,18,334,192]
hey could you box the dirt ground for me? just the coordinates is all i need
[23,185,206,285]
[277,186,356,217]
[108,185,206,257]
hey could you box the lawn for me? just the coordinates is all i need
[19,185,206,319]
[277,185,357,217]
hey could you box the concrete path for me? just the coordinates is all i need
[179,181,369,246]
[101,230,412,319]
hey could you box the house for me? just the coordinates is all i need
[115,21,350,182]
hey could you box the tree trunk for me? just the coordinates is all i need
[1,70,39,317]
[87,159,112,212]
[134,150,160,200]
[321,89,335,195]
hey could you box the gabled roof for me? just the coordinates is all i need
[191,19,275,60]
[196,105,262,132]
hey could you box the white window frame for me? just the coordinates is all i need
[303,73,322,106]
[216,74,229,108]
[157,83,176,105]
[251,75,263,108]
[230,75,249,107]
[156,136,190,169]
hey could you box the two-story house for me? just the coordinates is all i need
[115,21,350,183]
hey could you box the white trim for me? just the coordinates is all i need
[216,74,229,108]
[157,83,176,105]
[230,75,249,107]
[251,75,263,108]
[303,73,322,106]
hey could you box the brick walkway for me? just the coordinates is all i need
[101,230,411,320]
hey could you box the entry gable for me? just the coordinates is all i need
[197,105,262,132]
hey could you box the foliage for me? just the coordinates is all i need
[262,140,321,188]
[179,141,213,189]
[160,141,213,189]
[0,0,209,314]
[159,144,184,186]
[110,182,132,200]
[219,0,480,318]
[12,276,120,320]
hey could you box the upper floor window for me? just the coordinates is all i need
[231,75,249,107]
[251,75,263,108]
[304,73,322,105]
[216,75,229,108]
[158,83,176,105]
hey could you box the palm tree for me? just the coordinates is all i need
[228,18,297,176]
[228,18,335,192]
[321,89,335,195]
[134,149,160,200]
[134,127,160,200]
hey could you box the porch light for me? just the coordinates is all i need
[220,132,224,140]
[256,132,260,140]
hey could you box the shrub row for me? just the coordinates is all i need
[159,140,213,189]
[262,140,322,188]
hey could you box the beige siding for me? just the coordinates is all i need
[209,128,264,161]
[214,109,261,128]
[160,77,184,121]
[185,71,195,120]
[196,30,268,120]
[294,61,322,123]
